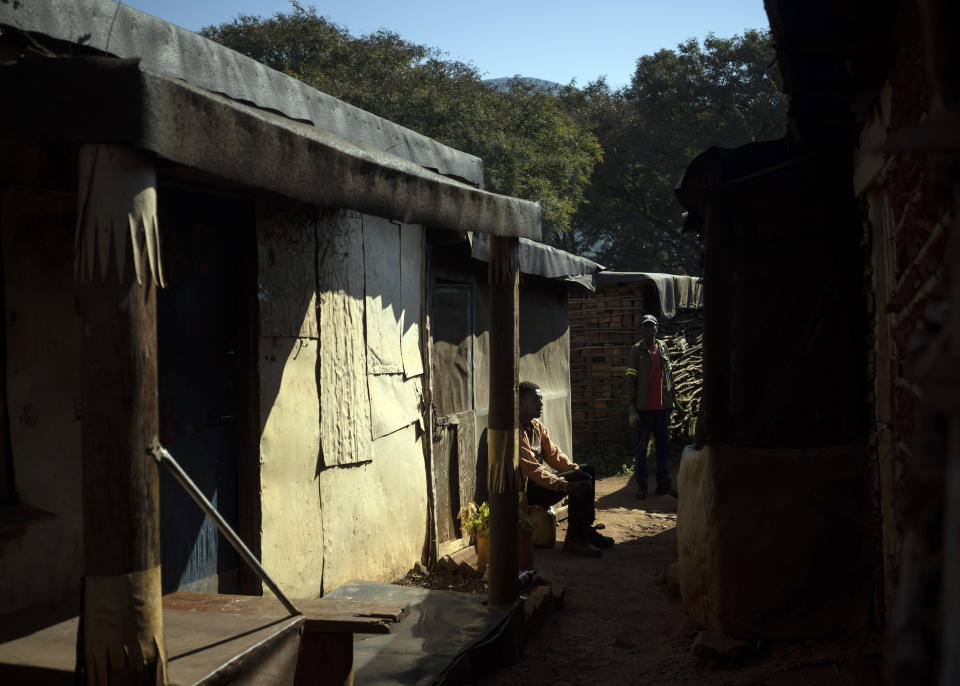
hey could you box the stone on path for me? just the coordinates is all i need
[691,630,752,668]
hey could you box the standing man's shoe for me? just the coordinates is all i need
[655,482,677,497]
[563,536,602,558]
[636,481,648,499]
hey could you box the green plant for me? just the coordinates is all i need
[458,501,489,537]
[458,494,535,537]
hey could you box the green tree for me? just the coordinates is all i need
[559,31,786,273]
[200,3,601,239]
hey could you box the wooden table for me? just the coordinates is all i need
[0,592,408,686]
[163,592,408,685]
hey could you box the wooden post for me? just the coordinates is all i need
[76,145,166,684]
[487,236,519,606]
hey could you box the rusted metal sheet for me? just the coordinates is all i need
[317,211,372,467]
[257,198,318,339]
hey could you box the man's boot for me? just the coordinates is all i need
[562,529,602,557]
[585,524,614,549]
[655,481,677,498]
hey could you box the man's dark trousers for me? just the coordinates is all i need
[635,409,671,488]
[526,464,596,537]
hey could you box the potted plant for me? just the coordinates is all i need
[458,497,535,573]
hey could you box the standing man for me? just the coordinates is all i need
[626,314,677,499]
[519,381,613,557]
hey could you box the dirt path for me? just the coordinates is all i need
[473,474,881,686]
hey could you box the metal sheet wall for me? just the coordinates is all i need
[256,204,428,594]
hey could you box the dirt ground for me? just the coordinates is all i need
[462,474,883,686]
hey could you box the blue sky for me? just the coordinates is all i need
[121,0,770,89]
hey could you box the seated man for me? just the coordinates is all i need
[519,380,613,557]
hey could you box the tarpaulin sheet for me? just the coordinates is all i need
[468,234,603,289]
[595,271,703,318]
[0,0,485,187]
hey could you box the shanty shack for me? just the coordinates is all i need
[674,1,959,680]
[427,235,600,556]
[0,2,594,678]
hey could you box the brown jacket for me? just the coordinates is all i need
[520,419,577,492]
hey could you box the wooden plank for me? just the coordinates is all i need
[432,425,457,544]
[457,411,478,516]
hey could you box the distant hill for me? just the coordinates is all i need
[483,77,564,95]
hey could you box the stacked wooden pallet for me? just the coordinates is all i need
[569,282,647,454]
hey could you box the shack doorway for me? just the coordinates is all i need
[156,187,254,593]
[429,283,478,557]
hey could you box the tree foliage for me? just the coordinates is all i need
[558,31,785,273]
[201,5,785,274]
[200,3,601,238]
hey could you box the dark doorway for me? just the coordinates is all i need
[156,187,254,593]
[429,283,477,552]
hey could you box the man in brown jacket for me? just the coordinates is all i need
[519,381,613,557]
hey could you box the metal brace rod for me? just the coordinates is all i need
[148,440,301,616]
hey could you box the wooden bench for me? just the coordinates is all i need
[163,592,408,685]
[0,592,408,686]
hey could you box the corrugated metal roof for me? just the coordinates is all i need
[1,57,541,240]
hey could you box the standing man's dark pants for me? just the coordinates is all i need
[634,409,671,489]
[526,464,596,537]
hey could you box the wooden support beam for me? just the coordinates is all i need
[76,145,166,684]
[487,236,519,606]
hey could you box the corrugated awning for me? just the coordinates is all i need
[0,0,485,187]
[468,234,603,289]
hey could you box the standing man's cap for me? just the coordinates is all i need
[640,314,658,326]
